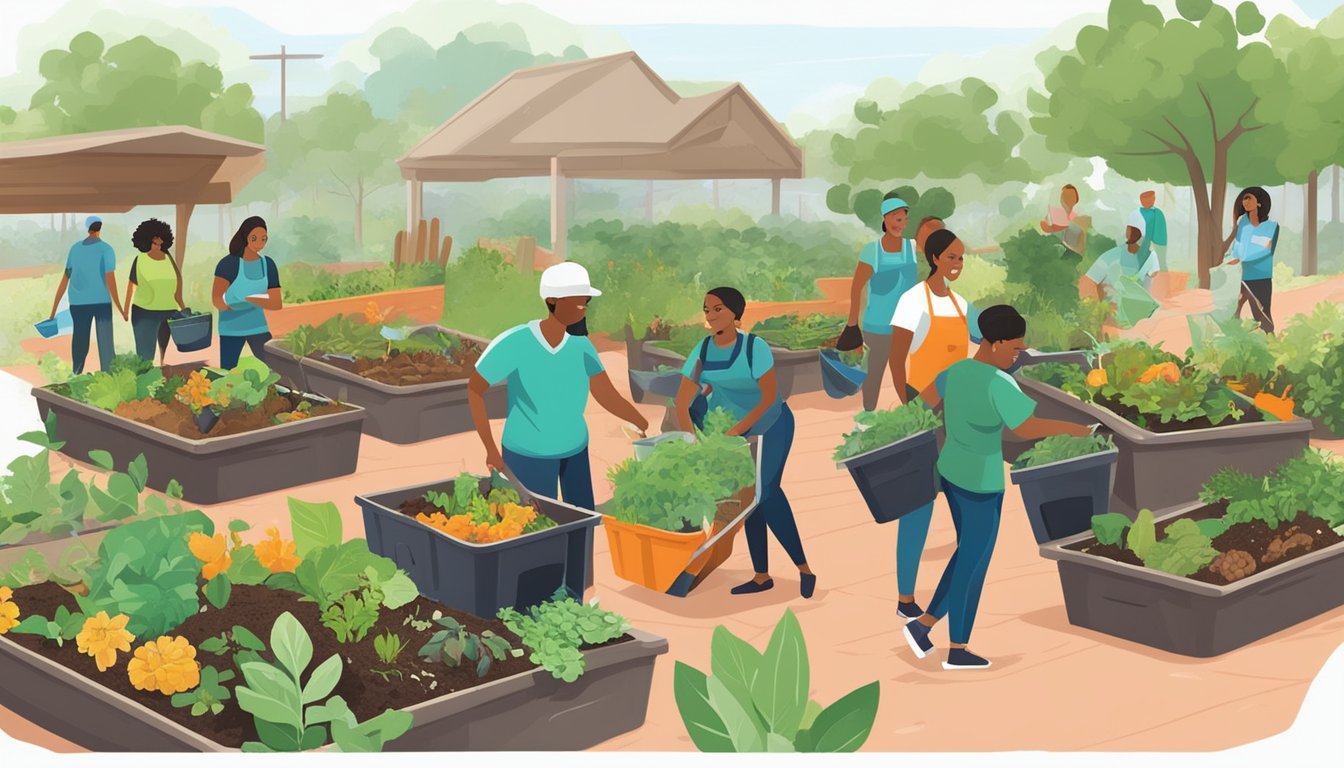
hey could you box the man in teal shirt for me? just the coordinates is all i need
[49,216,123,373]
[1136,190,1168,271]
[468,262,648,509]
[902,305,1090,670]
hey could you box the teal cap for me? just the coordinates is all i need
[880,198,909,217]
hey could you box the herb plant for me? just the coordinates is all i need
[9,604,86,647]
[498,588,629,682]
[833,400,942,461]
[417,615,520,678]
[1012,434,1114,470]
[198,625,268,669]
[320,586,382,643]
[673,609,879,752]
[373,631,407,665]
[275,499,417,611]
[1090,512,1133,546]
[1295,338,1344,435]
[171,665,235,716]
[750,313,847,351]
[1200,448,1344,529]
[605,428,755,532]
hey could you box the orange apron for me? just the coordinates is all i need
[907,282,969,392]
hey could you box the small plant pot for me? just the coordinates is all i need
[838,429,940,524]
[193,408,220,434]
[1010,449,1119,544]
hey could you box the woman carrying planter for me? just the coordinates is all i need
[902,305,1091,669]
[124,218,185,365]
[840,194,924,412]
[468,262,649,510]
[886,228,981,620]
[673,287,817,599]
[1221,186,1278,333]
[213,217,282,369]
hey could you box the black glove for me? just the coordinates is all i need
[836,324,864,352]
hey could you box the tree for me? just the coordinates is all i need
[1032,0,1292,288]
[21,32,263,142]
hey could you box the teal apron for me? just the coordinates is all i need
[219,257,270,337]
[862,238,917,335]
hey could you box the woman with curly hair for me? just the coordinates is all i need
[124,218,185,364]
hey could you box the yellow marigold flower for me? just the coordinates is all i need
[188,532,232,581]
[76,611,134,672]
[0,587,19,635]
[1086,368,1108,388]
[255,527,301,573]
[128,636,201,695]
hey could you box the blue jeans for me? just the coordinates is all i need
[69,303,114,374]
[896,501,934,596]
[220,333,272,370]
[746,403,807,574]
[502,446,595,511]
[131,306,175,363]
[926,478,1004,645]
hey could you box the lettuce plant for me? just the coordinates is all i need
[498,588,628,682]
[833,400,941,461]
[1012,434,1114,470]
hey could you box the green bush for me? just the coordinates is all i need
[439,246,541,338]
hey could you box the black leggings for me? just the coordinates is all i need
[1238,279,1274,333]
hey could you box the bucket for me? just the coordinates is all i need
[168,312,213,353]
[819,348,865,399]
[632,431,695,461]
[34,318,60,339]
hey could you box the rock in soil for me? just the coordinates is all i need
[1209,549,1256,582]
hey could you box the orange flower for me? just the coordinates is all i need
[363,301,386,324]
[255,527,300,573]
[76,612,134,672]
[1086,368,1108,388]
[128,636,200,695]
[1138,362,1180,385]
[187,532,231,581]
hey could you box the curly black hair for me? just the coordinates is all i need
[131,218,174,255]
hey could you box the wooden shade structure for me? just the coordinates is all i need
[0,126,266,265]
[398,52,803,259]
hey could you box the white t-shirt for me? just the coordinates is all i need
[891,284,979,353]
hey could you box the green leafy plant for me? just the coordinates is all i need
[171,665,235,716]
[1090,512,1132,547]
[197,624,268,669]
[208,357,281,412]
[275,498,417,611]
[498,588,629,682]
[698,406,739,438]
[1296,338,1344,435]
[403,607,434,633]
[373,631,407,665]
[1142,519,1218,577]
[9,605,86,646]
[673,608,879,752]
[605,428,755,532]
[1201,449,1344,529]
[1186,315,1276,390]
[320,587,382,644]
[235,611,412,752]
[750,314,847,351]
[417,615,520,678]
[1012,434,1114,470]
[1126,509,1157,562]
[833,400,942,461]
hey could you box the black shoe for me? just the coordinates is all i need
[902,620,933,659]
[731,578,774,595]
[897,600,924,620]
[943,648,992,670]
[800,572,817,599]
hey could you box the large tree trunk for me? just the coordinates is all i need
[354,178,365,248]
[1304,169,1319,275]
[1190,152,1221,289]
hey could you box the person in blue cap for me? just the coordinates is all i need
[839,192,923,412]
[49,215,123,373]
[468,262,649,509]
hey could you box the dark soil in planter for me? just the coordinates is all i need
[4,582,628,748]
[1091,394,1264,433]
[109,391,350,439]
[1065,502,1343,586]
[312,344,484,387]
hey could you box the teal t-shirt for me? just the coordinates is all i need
[1085,245,1157,290]
[475,321,605,459]
[857,238,918,335]
[935,359,1037,493]
[1139,207,1167,251]
[64,238,116,306]
[679,332,781,436]
[1232,218,1278,281]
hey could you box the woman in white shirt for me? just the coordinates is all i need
[885,228,982,620]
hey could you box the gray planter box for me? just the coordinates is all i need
[641,341,823,400]
[1040,503,1344,657]
[1010,449,1118,544]
[1016,375,1311,514]
[0,627,667,751]
[264,325,507,444]
[31,387,365,505]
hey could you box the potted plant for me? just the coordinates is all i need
[355,470,600,616]
[1039,449,1344,657]
[265,306,507,444]
[0,498,667,751]
[1010,434,1118,543]
[834,401,942,524]
[31,356,365,505]
[746,313,849,398]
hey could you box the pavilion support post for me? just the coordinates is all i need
[713,179,720,210]
[551,158,567,261]
[770,178,781,216]
[175,203,195,268]
[406,179,424,236]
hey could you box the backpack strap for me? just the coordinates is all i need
[746,332,756,374]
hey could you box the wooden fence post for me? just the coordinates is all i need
[517,237,537,273]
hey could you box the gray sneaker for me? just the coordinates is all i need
[902,620,933,659]
[942,648,992,670]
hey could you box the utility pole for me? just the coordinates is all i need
[249,45,323,121]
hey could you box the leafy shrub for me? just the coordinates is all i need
[1201,448,1344,529]
[281,262,445,305]
[417,615,518,678]
[439,246,541,338]
[1295,338,1344,435]
[1012,434,1113,470]
[605,427,755,532]
[834,400,942,461]
[750,314,846,351]
[498,588,629,682]
[1186,316,1276,390]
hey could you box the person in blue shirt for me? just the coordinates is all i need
[1136,190,1168,271]
[840,194,924,412]
[48,216,123,374]
[1079,224,1159,301]
[213,217,283,369]
[673,287,817,599]
[468,262,649,510]
[1221,186,1278,333]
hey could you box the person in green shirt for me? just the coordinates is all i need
[902,305,1091,670]
[124,218,185,364]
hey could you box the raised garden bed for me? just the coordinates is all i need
[1010,440,1118,544]
[265,323,507,444]
[834,402,944,524]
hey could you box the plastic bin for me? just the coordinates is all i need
[632,431,694,460]
[34,318,60,339]
[1010,449,1119,544]
[819,348,864,398]
[838,429,940,523]
[167,312,212,353]
[357,476,601,616]
[628,368,684,401]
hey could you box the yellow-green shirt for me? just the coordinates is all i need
[130,254,180,311]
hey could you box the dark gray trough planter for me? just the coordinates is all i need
[1040,503,1344,657]
[0,626,667,751]
[837,429,940,524]
[641,340,824,400]
[264,325,507,444]
[1016,374,1311,514]
[31,387,365,505]
[1010,449,1119,544]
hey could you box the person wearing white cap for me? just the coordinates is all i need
[467,262,649,509]
[49,215,123,373]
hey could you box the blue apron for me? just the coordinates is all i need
[688,333,781,437]
[219,257,271,337]
[862,238,918,335]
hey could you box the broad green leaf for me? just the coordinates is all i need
[1127,509,1157,560]
[1196,518,1231,540]
[750,609,809,740]
[333,708,414,752]
[229,519,252,533]
[227,546,273,586]
[377,571,418,609]
[299,725,329,751]
[708,675,767,752]
[127,454,149,492]
[204,574,232,609]
[252,718,302,751]
[287,498,343,556]
[808,681,880,753]
[306,695,356,726]
[166,479,184,499]
[232,625,267,652]
[10,615,59,640]
[672,662,734,752]
[710,625,762,709]
[1091,513,1132,547]
[270,612,314,681]
[765,732,796,752]
[87,450,115,471]
[236,680,302,732]
[301,654,344,705]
